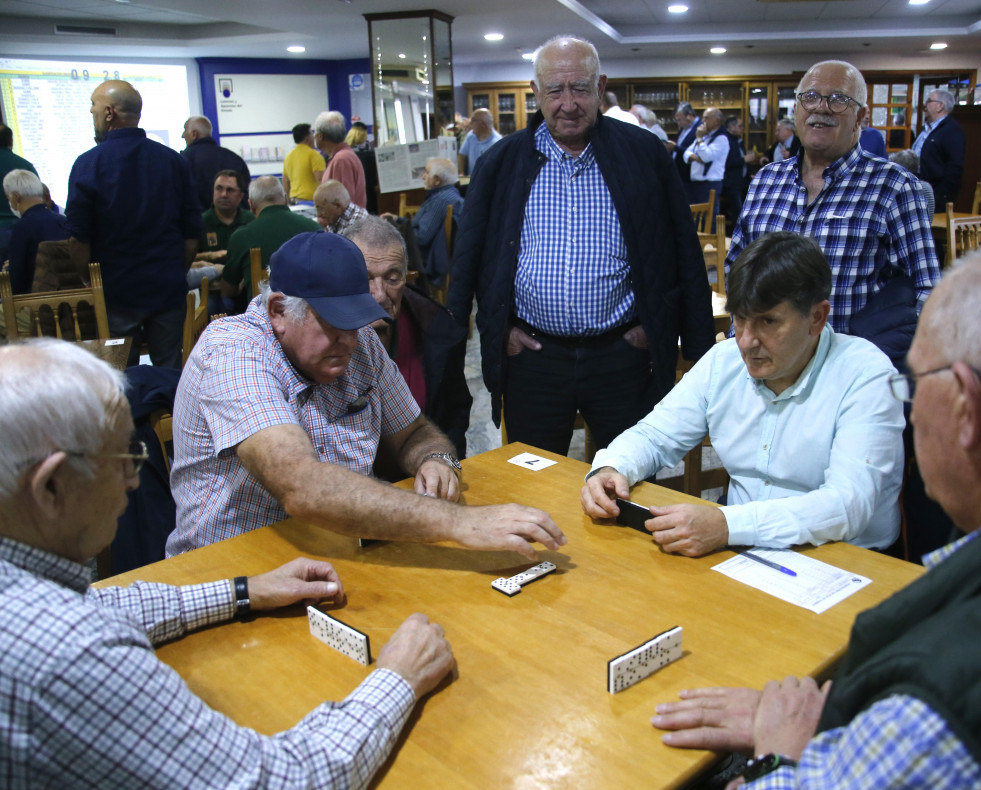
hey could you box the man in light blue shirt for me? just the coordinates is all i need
[581,232,904,556]
[457,108,502,176]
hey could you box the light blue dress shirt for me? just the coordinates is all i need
[591,326,904,549]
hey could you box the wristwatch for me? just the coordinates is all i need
[741,753,798,782]
[232,575,251,618]
[422,452,462,476]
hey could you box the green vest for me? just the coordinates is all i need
[818,533,981,762]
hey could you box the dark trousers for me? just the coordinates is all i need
[502,328,654,457]
[108,303,185,369]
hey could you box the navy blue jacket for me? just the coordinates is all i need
[919,115,965,211]
[6,204,69,294]
[182,136,251,212]
[447,111,715,425]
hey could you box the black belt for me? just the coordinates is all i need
[510,314,639,349]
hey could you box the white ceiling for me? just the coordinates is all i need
[1,0,979,68]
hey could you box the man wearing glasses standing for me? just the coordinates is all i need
[727,60,939,368]
[914,90,965,212]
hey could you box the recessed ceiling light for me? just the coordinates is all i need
[668,4,688,13]
[521,52,535,61]
[930,42,948,50]
[484,33,504,41]
[398,53,406,59]
[287,45,305,53]
[710,46,727,54]
[908,0,931,5]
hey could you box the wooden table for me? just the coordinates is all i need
[101,443,923,789]
[933,211,972,230]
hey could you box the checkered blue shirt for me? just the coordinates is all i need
[743,530,981,788]
[513,122,633,336]
[0,536,415,789]
[168,298,420,555]
[726,144,939,332]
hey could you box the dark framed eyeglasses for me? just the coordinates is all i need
[67,440,149,475]
[888,364,981,403]
[797,90,861,114]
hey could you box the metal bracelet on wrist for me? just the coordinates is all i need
[421,452,462,476]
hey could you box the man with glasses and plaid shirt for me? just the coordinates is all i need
[0,338,456,788]
[652,256,981,788]
[726,60,940,368]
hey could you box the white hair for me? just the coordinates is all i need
[249,175,286,207]
[920,255,981,369]
[0,339,126,499]
[2,169,43,200]
[425,157,458,185]
[258,275,309,324]
[342,215,407,272]
[314,179,350,206]
[930,90,955,114]
[533,35,600,89]
[314,111,347,144]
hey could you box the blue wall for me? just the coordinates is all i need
[196,56,371,134]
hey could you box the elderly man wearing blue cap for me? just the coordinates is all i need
[168,232,566,558]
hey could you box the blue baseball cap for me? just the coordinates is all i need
[268,232,389,330]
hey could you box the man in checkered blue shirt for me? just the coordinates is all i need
[726,59,940,366]
[651,258,981,788]
[0,339,456,788]
[448,36,715,457]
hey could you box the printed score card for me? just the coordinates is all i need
[712,549,871,614]
[507,452,558,471]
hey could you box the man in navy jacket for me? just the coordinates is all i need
[916,90,965,211]
[447,35,714,456]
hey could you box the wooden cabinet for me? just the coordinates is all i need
[466,84,537,135]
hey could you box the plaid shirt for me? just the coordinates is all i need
[327,202,369,235]
[726,145,939,332]
[745,531,981,789]
[0,536,414,788]
[513,122,633,336]
[168,298,420,555]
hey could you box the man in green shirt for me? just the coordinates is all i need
[220,175,320,312]
[197,169,254,261]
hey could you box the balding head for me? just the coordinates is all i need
[90,80,142,142]
[182,115,213,147]
[313,179,351,228]
[248,176,287,214]
[470,108,495,133]
[795,60,867,165]
[531,36,605,154]
[423,157,458,189]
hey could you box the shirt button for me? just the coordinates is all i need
[764,480,771,486]
[762,444,768,450]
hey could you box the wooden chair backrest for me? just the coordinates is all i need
[0,262,110,341]
[249,247,267,298]
[945,203,981,269]
[430,204,457,305]
[182,276,210,367]
[698,214,727,295]
[973,181,981,215]
[689,190,716,233]
[398,192,422,218]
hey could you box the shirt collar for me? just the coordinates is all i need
[923,529,980,569]
[535,120,595,167]
[0,535,91,594]
[244,298,317,399]
[799,142,863,183]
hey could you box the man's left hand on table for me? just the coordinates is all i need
[415,459,461,502]
[247,557,346,611]
[647,503,729,557]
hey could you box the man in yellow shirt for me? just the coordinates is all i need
[281,123,325,202]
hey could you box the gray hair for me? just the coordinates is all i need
[0,339,126,499]
[258,275,309,324]
[533,36,601,89]
[2,169,43,200]
[889,149,919,174]
[797,60,868,108]
[919,255,981,369]
[342,215,407,271]
[185,115,212,137]
[425,157,458,186]
[314,179,350,207]
[675,102,695,118]
[249,175,286,208]
[777,118,796,134]
[314,111,348,144]
[930,90,955,114]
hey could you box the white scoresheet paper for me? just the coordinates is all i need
[712,549,871,614]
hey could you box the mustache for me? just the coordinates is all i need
[806,114,838,127]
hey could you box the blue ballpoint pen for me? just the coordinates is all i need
[740,550,797,577]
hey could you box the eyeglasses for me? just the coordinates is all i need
[888,365,981,403]
[797,90,861,114]
[67,440,149,476]
[924,99,942,105]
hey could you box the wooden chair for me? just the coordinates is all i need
[0,262,110,341]
[249,247,268,298]
[182,276,210,367]
[972,181,981,215]
[150,409,174,476]
[689,189,716,233]
[430,204,456,305]
[398,192,422,218]
[699,214,727,295]
[945,202,981,269]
